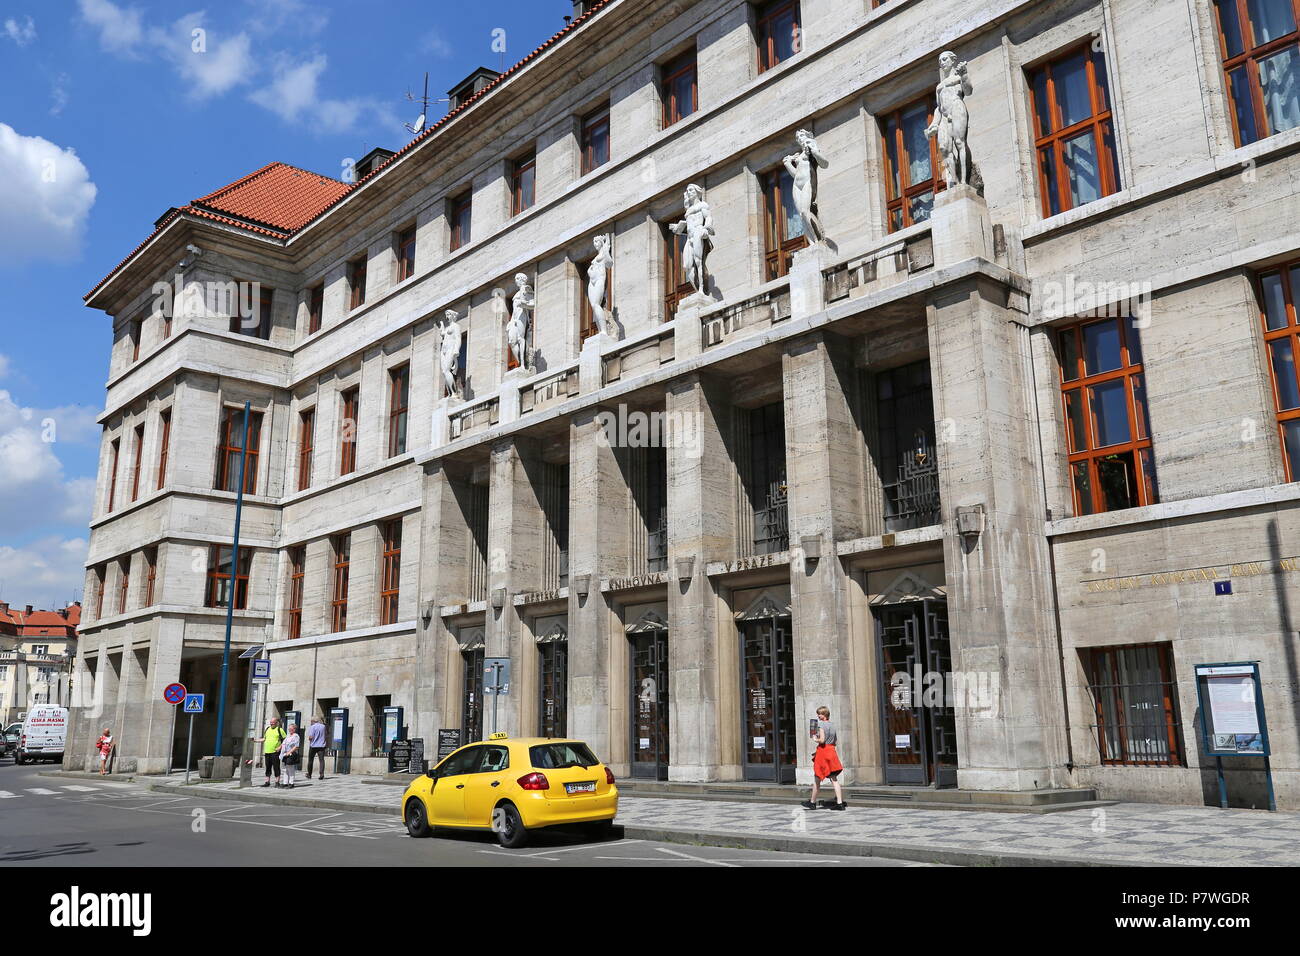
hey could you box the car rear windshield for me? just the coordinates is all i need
[530,742,600,770]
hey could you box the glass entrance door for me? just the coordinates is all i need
[462,647,484,743]
[538,640,567,738]
[740,617,796,783]
[875,600,957,786]
[630,628,669,779]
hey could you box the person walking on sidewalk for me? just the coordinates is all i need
[280,723,301,789]
[259,716,285,788]
[802,706,846,811]
[306,716,328,780]
[95,728,113,776]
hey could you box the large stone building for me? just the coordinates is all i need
[68,0,1300,809]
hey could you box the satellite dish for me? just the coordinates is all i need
[412,113,426,134]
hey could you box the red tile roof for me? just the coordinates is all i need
[84,0,616,303]
[0,603,80,638]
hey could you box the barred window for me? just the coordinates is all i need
[1086,643,1184,766]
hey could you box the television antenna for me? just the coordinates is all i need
[405,72,430,136]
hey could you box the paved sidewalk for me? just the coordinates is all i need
[103,770,1299,867]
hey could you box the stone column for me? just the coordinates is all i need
[781,331,872,783]
[926,273,1069,791]
[666,374,739,781]
[567,408,632,764]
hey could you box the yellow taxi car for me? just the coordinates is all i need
[401,733,618,848]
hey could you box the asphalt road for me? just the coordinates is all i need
[0,761,932,867]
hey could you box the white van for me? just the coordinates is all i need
[15,706,68,764]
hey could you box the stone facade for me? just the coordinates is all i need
[71,0,1300,808]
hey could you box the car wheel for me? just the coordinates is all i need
[492,803,528,849]
[404,799,432,838]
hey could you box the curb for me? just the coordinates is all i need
[145,780,400,816]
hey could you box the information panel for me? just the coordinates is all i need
[1194,662,1270,756]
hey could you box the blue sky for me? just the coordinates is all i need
[0,0,578,609]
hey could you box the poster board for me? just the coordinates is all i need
[1194,662,1269,757]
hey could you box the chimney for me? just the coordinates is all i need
[572,1,594,18]
[25,605,33,615]
[0,602,7,613]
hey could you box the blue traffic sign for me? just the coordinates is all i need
[163,683,187,705]
[252,659,271,683]
[183,693,205,714]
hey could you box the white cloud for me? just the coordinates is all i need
[50,73,70,117]
[0,123,97,265]
[250,54,398,135]
[3,15,36,46]
[0,390,98,539]
[77,0,145,56]
[248,0,328,36]
[156,14,254,100]
[0,536,90,611]
[0,354,10,380]
[420,31,453,57]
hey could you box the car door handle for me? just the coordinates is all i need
[491,781,501,787]
[455,784,465,789]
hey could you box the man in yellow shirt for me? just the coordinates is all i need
[259,716,286,788]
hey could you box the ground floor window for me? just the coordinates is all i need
[1085,643,1184,767]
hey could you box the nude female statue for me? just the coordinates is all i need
[439,309,463,399]
[507,272,534,368]
[925,51,973,189]
[783,130,829,243]
[587,234,614,336]
[668,183,715,295]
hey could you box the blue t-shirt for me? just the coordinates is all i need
[307,722,327,747]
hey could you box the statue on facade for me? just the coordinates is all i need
[783,130,829,243]
[925,51,973,189]
[507,272,534,369]
[586,234,614,337]
[668,183,715,296]
[439,309,463,399]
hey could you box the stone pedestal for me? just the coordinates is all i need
[672,295,709,359]
[789,242,836,319]
[931,184,993,268]
[579,333,609,393]
[499,367,528,425]
[432,397,453,448]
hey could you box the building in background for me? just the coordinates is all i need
[0,602,79,725]
[68,0,1300,809]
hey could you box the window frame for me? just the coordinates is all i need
[1085,642,1184,767]
[661,50,698,128]
[230,284,273,340]
[756,0,802,74]
[379,518,402,626]
[348,256,367,310]
[396,226,417,283]
[1213,0,1300,146]
[580,107,611,175]
[156,409,170,491]
[330,533,351,633]
[144,546,157,607]
[307,283,324,334]
[107,438,120,513]
[94,566,106,618]
[662,222,697,319]
[1255,259,1300,480]
[117,558,130,615]
[130,423,145,502]
[579,258,613,342]
[450,193,473,251]
[1056,316,1158,516]
[760,166,809,281]
[205,544,250,610]
[1027,43,1121,218]
[511,151,537,217]
[339,388,359,476]
[129,318,142,363]
[215,406,262,495]
[387,366,410,458]
[297,407,315,491]
[287,545,305,640]
[881,96,946,233]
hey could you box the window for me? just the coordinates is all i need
[756,0,801,73]
[1028,44,1121,217]
[450,193,473,251]
[162,308,172,340]
[107,438,120,513]
[330,533,351,632]
[307,283,324,334]
[663,222,696,318]
[511,152,537,216]
[761,167,808,280]
[94,566,106,618]
[580,107,611,174]
[1214,0,1300,146]
[380,519,402,626]
[205,545,250,609]
[1255,259,1300,478]
[340,388,359,475]
[230,285,273,339]
[144,547,157,606]
[580,259,613,342]
[117,559,130,614]
[396,226,417,282]
[130,423,145,502]
[1086,644,1183,766]
[1057,316,1158,516]
[129,318,142,362]
[297,408,315,491]
[882,97,945,232]
[287,546,305,640]
[348,257,367,310]
[662,50,698,127]
[156,410,171,490]
[388,366,409,458]
[215,407,263,495]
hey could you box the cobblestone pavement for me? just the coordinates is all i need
[131,771,1300,866]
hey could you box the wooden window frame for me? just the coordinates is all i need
[130,423,145,502]
[107,438,120,513]
[229,285,273,339]
[348,257,367,310]
[396,226,417,283]
[156,409,170,490]
[215,407,262,495]
[1028,43,1121,218]
[287,546,305,640]
[205,544,250,610]
[379,519,402,626]
[760,166,809,281]
[117,559,130,615]
[387,366,410,458]
[661,50,698,128]
[580,107,611,175]
[339,388,359,476]
[94,566,106,618]
[579,260,613,342]
[1056,316,1158,516]
[450,193,473,251]
[1213,0,1300,147]
[511,152,537,216]
[129,318,142,362]
[662,222,697,319]
[756,0,802,74]
[330,533,351,633]
[1255,258,1300,480]
[307,283,324,334]
[881,96,946,233]
[297,408,315,491]
[144,547,157,607]
[1086,643,1184,767]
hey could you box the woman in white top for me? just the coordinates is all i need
[280,724,301,788]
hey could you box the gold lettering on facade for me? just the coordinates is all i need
[1082,556,1300,595]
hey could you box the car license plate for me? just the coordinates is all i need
[565,781,596,795]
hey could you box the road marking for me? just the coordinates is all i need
[25,788,59,795]
[61,785,100,792]
[654,846,740,868]
[0,791,16,799]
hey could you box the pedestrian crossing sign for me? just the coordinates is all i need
[183,694,205,714]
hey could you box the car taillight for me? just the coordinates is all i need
[604,766,615,785]
[517,772,550,791]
